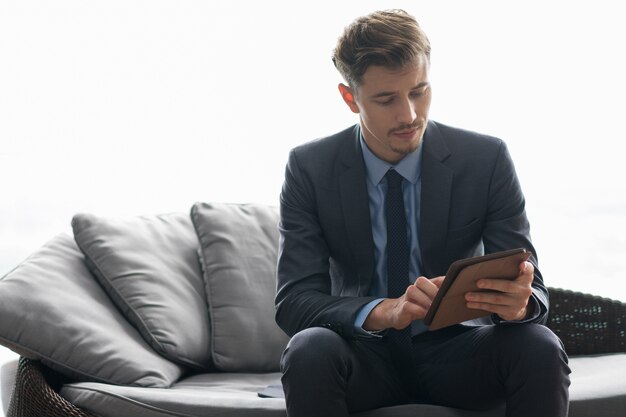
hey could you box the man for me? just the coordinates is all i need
[275,9,570,417]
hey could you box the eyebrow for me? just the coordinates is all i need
[369,82,429,99]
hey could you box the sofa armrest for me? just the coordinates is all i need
[547,287,626,356]
[1,359,18,415]
[7,357,96,417]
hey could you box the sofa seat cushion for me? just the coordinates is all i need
[60,372,287,417]
[58,354,626,417]
[62,373,498,417]
[568,353,626,416]
[59,373,505,417]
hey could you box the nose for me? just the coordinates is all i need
[397,98,417,125]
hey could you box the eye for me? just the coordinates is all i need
[411,85,430,99]
[375,97,395,106]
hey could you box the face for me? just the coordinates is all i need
[339,56,432,164]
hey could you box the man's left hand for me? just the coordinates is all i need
[465,261,534,321]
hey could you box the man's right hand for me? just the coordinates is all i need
[363,276,444,331]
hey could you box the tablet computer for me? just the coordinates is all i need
[423,248,532,330]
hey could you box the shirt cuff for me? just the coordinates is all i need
[354,298,385,337]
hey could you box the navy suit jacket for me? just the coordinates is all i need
[275,120,548,339]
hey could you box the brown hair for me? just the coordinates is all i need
[332,9,431,88]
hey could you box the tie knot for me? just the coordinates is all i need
[386,169,404,189]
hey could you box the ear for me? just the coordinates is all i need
[338,83,360,114]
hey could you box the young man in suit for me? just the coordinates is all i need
[275,9,570,417]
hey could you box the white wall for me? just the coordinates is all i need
[1,0,624,310]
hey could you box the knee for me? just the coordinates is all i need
[502,324,563,352]
[281,327,351,375]
[497,324,569,370]
[495,324,571,398]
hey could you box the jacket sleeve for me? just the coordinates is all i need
[482,140,549,324]
[274,148,377,339]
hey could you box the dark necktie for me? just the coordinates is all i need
[385,169,413,383]
[386,169,409,299]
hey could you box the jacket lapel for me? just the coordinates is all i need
[420,121,454,275]
[338,126,375,294]
[335,122,454,288]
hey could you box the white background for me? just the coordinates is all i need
[1,0,625,398]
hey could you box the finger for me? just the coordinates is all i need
[476,262,534,293]
[466,301,514,316]
[466,301,501,313]
[476,278,517,294]
[413,276,439,299]
[466,291,511,307]
[476,278,531,295]
[402,300,429,318]
[517,261,534,285]
[405,284,435,309]
[467,288,530,314]
[430,276,445,288]
[395,297,432,324]
[466,301,527,321]
[520,261,534,276]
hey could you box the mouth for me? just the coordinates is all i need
[391,127,419,140]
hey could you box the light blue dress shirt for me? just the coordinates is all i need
[354,129,428,335]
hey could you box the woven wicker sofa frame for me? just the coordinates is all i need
[6,286,626,417]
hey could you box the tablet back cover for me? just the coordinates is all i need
[424,249,531,330]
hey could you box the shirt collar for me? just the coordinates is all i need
[359,125,423,186]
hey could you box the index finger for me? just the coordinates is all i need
[430,276,445,288]
[413,276,440,299]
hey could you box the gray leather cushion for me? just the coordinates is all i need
[0,234,184,387]
[190,202,289,372]
[60,373,503,417]
[567,353,626,416]
[59,354,626,417]
[72,212,211,370]
[61,373,287,417]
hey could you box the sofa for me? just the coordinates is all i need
[1,202,625,417]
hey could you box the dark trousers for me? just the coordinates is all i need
[280,324,571,417]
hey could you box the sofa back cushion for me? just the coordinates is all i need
[191,202,290,372]
[72,212,211,370]
[0,234,184,387]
